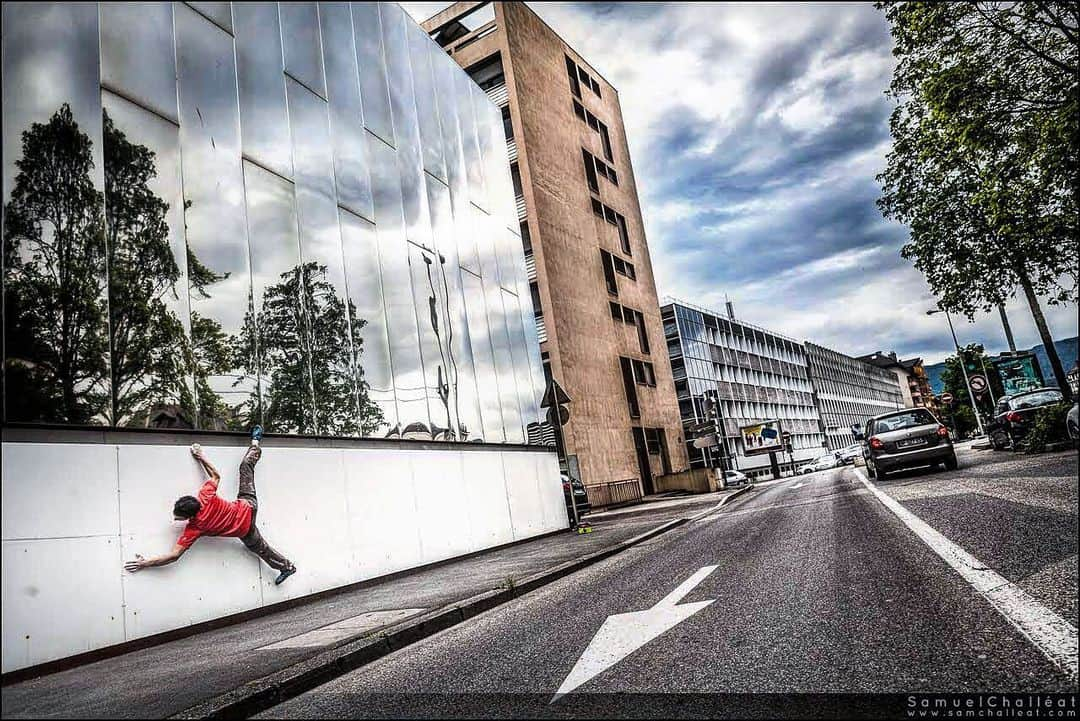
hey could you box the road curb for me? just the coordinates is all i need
[719,483,754,508]
[171,517,691,720]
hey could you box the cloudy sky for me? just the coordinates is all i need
[403,2,1078,364]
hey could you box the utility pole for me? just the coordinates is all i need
[927,307,985,437]
[998,304,1017,353]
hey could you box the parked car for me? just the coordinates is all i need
[987,388,1067,451]
[561,473,591,522]
[836,444,863,465]
[1067,402,1079,446]
[722,469,749,487]
[798,453,842,475]
[861,407,956,480]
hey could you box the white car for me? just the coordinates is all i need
[837,444,862,465]
[799,454,842,474]
[722,469,749,487]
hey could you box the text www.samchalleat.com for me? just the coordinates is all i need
[907,694,1077,718]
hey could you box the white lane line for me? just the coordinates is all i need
[854,468,1078,680]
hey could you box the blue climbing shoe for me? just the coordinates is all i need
[274,566,296,585]
[251,425,264,443]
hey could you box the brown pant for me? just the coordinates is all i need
[237,446,294,573]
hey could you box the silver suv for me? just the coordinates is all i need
[860,408,957,480]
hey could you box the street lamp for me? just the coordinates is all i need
[926,306,985,436]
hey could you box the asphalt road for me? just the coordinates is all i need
[258,449,1078,718]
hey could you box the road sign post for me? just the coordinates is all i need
[541,378,577,528]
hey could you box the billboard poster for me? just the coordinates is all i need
[740,420,783,456]
[991,354,1045,396]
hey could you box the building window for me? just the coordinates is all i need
[582,148,616,191]
[591,197,604,218]
[530,281,543,317]
[510,162,523,197]
[612,254,636,281]
[565,55,581,98]
[572,99,586,120]
[600,249,618,296]
[469,53,505,91]
[598,122,614,162]
[615,213,631,255]
[430,2,496,47]
[520,221,531,250]
[635,310,650,354]
[620,357,641,418]
[632,358,656,387]
[566,55,602,100]
[501,106,513,141]
[644,427,662,455]
[582,148,599,193]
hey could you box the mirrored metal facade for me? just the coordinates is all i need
[1,1,545,444]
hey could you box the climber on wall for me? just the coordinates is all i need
[123,426,297,585]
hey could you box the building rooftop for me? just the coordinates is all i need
[661,296,802,345]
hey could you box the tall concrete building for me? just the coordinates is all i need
[422,2,689,495]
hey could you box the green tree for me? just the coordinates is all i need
[877,2,1078,400]
[3,104,110,423]
[941,342,1003,423]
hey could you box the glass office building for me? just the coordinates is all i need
[662,299,826,478]
[805,342,904,450]
[1,1,545,444]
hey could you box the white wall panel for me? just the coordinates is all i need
[1,442,557,673]
[412,451,472,563]
[462,452,515,549]
[342,448,423,579]
[121,534,264,639]
[117,444,248,536]
[2,443,119,540]
[254,448,350,601]
[2,537,125,672]
[502,452,544,540]
[535,453,569,533]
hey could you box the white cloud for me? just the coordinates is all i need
[403,2,1078,362]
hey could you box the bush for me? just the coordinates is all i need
[1020,404,1070,454]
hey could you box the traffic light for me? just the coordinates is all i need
[960,344,986,374]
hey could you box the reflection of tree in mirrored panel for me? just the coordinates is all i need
[186,249,241,430]
[3,104,110,424]
[302,262,385,437]
[235,261,384,437]
[102,109,197,428]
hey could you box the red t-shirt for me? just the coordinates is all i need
[176,480,254,549]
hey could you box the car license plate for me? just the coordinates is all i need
[897,438,927,449]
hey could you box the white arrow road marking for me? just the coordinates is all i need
[552,565,718,702]
[788,481,808,490]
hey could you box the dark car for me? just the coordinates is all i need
[987,388,1066,451]
[562,473,591,522]
[860,407,957,480]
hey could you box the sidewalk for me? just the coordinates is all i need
[583,488,736,522]
[1,488,742,720]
